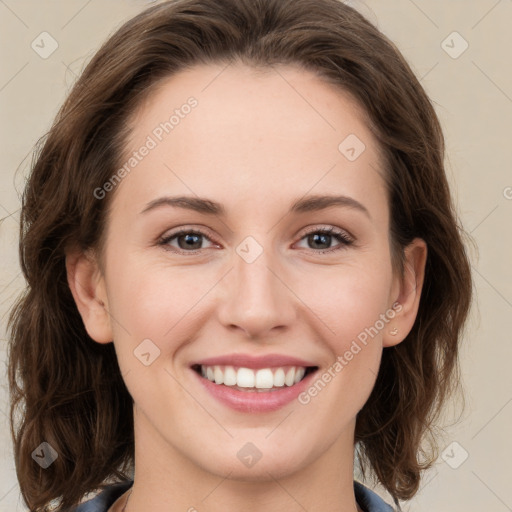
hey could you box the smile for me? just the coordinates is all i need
[193,364,317,392]
[191,360,319,412]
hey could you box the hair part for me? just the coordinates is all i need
[8,0,473,510]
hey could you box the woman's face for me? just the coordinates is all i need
[73,63,424,480]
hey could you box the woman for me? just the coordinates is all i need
[7,0,473,511]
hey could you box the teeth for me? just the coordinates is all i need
[284,367,295,386]
[199,365,310,389]
[223,366,237,386]
[294,367,306,384]
[273,368,285,387]
[237,367,255,388]
[255,369,274,389]
[214,366,224,385]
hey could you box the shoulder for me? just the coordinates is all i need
[67,479,391,512]
[68,480,134,512]
[354,481,395,512]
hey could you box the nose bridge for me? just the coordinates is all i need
[217,236,296,336]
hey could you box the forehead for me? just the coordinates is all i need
[127,61,376,153]
[115,62,387,220]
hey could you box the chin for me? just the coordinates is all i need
[193,442,314,482]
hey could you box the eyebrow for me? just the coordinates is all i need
[140,194,371,219]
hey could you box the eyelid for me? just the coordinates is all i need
[293,225,354,253]
[157,224,354,254]
[299,224,354,241]
[157,225,220,252]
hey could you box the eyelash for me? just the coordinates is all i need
[157,226,354,255]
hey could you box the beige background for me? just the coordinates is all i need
[1,0,511,510]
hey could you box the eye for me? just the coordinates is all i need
[157,226,354,255]
[158,228,217,253]
[295,226,354,254]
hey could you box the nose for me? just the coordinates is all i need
[215,242,297,339]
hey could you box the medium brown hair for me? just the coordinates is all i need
[8,0,473,510]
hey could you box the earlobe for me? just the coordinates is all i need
[65,247,113,344]
[383,238,428,348]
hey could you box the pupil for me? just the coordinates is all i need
[310,233,330,249]
[180,233,201,250]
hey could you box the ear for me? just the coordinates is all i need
[65,247,113,344]
[383,238,427,348]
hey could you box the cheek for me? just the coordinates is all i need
[107,257,208,339]
[293,262,393,398]
[296,262,393,342]
[105,263,203,402]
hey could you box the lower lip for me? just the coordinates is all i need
[193,369,317,413]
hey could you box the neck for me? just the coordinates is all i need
[124,406,362,512]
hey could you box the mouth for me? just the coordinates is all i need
[191,364,319,392]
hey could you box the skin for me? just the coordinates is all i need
[66,62,427,512]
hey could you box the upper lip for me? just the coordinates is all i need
[192,353,317,369]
